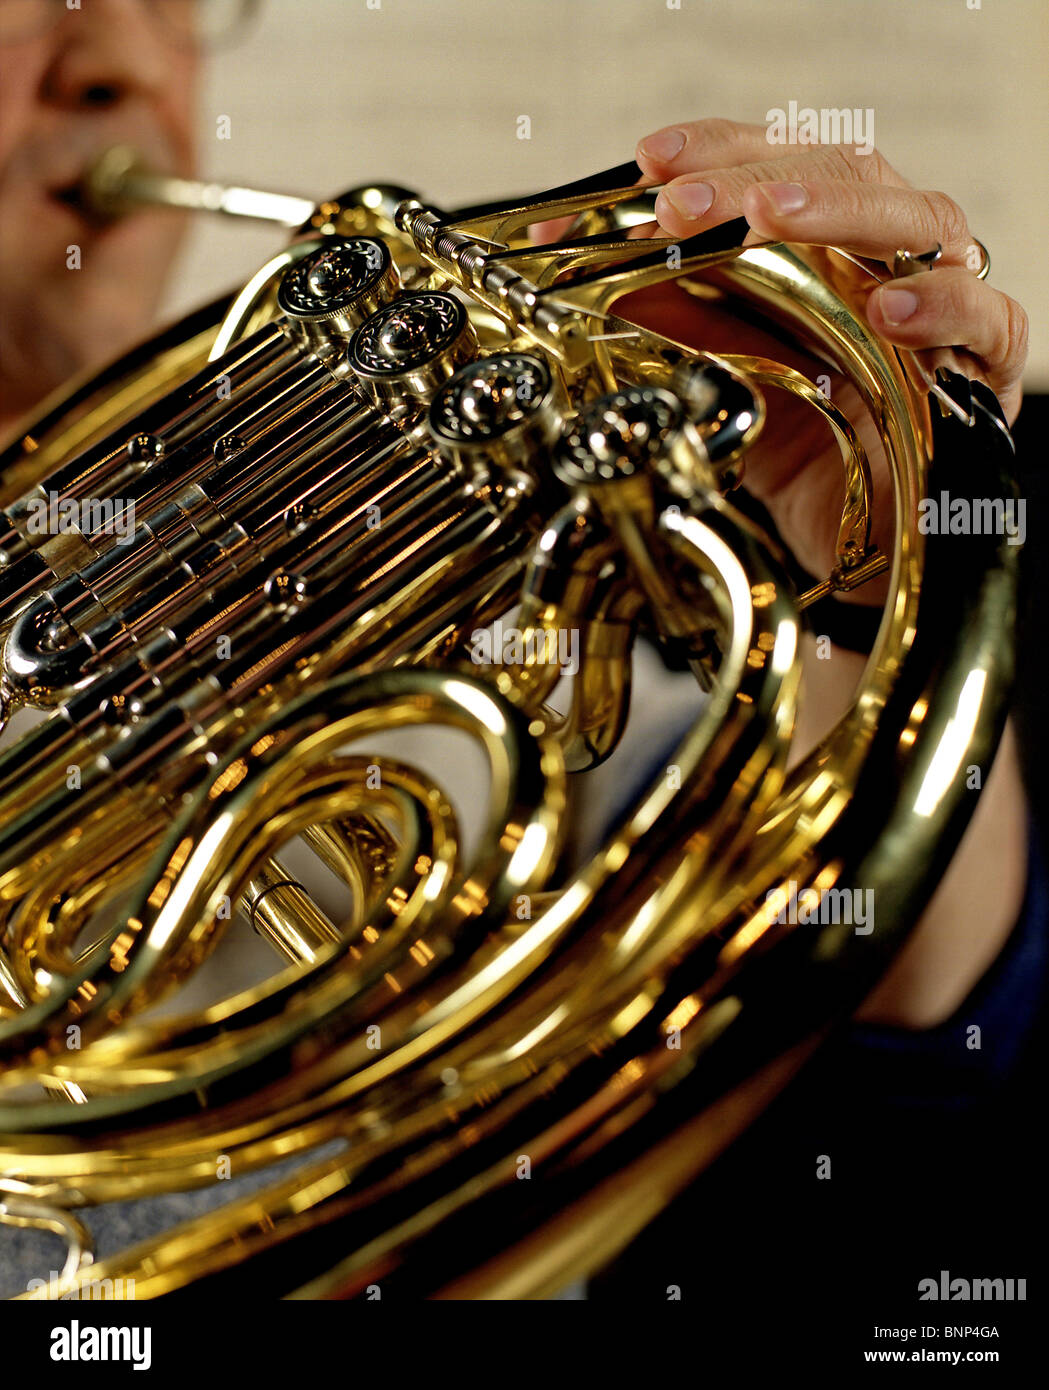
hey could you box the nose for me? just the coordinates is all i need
[41,0,179,110]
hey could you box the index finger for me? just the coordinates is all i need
[636,115,905,190]
[636,117,798,180]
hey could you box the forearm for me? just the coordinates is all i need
[792,634,1028,1029]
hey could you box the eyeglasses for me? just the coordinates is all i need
[0,0,260,47]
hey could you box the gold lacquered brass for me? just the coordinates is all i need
[0,156,1019,1300]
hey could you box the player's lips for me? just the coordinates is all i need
[43,154,159,223]
[20,174,158,252]
[47,179,101,221]
[29,177,116,239]
[12,125,184,226]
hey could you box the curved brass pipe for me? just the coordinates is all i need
[14,494,800,1295]
[0,160,1019,1302]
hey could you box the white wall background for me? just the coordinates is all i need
[160,0,1049,385]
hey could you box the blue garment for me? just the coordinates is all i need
[841,823,1048,1109]
[604,708,1048,1097]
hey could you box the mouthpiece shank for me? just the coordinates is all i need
[80,145,317,228]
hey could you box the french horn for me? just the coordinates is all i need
[0,154,1020,1300]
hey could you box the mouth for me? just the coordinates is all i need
[48,179,114,226]
[33,138,182,232]
[51,183,87,211]
[45,146,153,224]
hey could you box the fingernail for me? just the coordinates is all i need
[639,129,686,162]
[663,181,715,219]
[878,287,920,325]
[757,181,808,214]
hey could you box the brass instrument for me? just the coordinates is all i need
[0,150,1020,1300]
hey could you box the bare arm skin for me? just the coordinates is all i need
[794,638,1028,1029]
